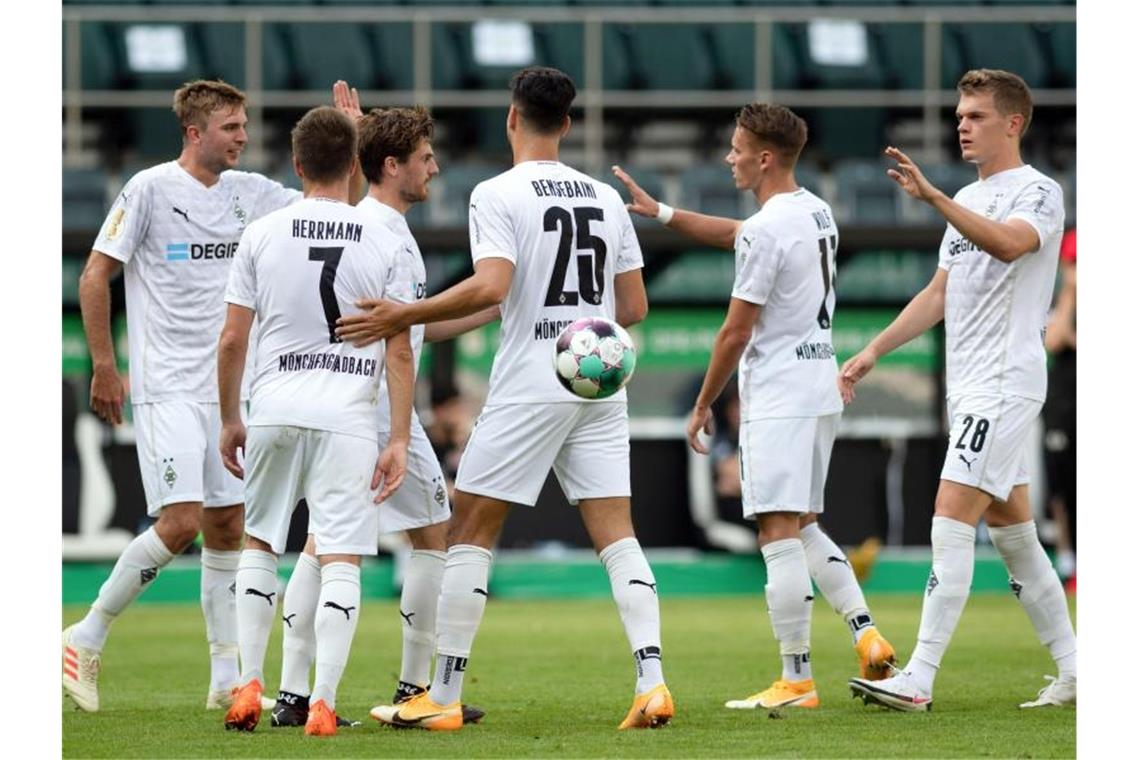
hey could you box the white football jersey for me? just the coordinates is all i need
[225,197,404,441]
[93,161,301,403]
[731,188,844,421]
[355,196,426,434]
[469,161,644,405]
[938,165,1064,401]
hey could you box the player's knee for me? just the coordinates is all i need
[155,507,202,551]
[200,506,245,548]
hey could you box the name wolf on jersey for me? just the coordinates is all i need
[945,235,981,258]
[277,351,378,377]
[291,218,364,242]
[535,317,575,341]
[794,341,836,361]
[164,241,240,261]
[530,179,598,199]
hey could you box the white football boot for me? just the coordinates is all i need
[1019,675,1076,708]
[849,666,933,712]
[206,684,276,711]
[62,625,101,712]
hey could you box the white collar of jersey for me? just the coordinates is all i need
[173,160,224,191]
[978,164,1032,184]
[308,195,345,204]
[359,196,409,232]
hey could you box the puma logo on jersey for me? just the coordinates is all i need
[628,579,657,594]
[741,235,754,249]
[958,453,977,471]
[473,588,488,597]
[172,206,190,222]
[826,556,850,566]
[399,609,415,626]
[282,613,296,628]
[323,601,356,620]
[245,588,276,606]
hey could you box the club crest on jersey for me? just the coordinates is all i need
[233,196,248,229]
[104,208,126,241]
[984,193,1004,217]
[163,458,178,488]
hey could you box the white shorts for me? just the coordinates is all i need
[244,425,379,556]
[940,394,1040,501]
[739,414,839,517]
[455,402,631,507]
[134,401,245,517]
[376,428,451,534]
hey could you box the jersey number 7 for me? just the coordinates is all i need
[544,206,608,307]
[309,246,344,343]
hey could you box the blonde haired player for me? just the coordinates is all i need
[615,103,896,712]
[67,80,304,713]
[844,69,1077,712]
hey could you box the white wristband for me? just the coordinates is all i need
[655,202,674,225]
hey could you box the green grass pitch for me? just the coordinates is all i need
[63,594,1075,758]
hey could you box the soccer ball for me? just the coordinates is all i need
[553,317,637,399]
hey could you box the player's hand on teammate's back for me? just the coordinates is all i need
[884,147,940,203]
[372,441,408,504]
[838,349,877,404]
[89,365,126,425]
[335,299,407,346]
[685,405,715,455]
[332,80,362,121]
[219,421,247,479]
[611,165,660,218]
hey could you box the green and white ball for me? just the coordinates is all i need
[553,317,637,399]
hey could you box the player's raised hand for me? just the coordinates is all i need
[89,365,125,425]
[333,80,363,120]
[686,404,715,455]
[885,146,939,202]
[335,299,407,346]
[219,421,247,479]
[372,441,408,504]
[838,348,877,404]
[612,165,660,218]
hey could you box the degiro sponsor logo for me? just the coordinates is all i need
[165,241,239,262]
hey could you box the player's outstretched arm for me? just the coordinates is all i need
[217,304,254,478]
[374,328,413,503]
[336,258,514,346]
[885,146,1040,263]
[612,164,740,250]
[424,305,501,343]
[332,80,367,202]
[838,268,948,403]
[687,297,759,454]
[78,251,126,425]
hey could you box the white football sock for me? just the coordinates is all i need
[72,527,174,651]
[201,548,240,691]
[312,562,362,709]
[599,537,665,693]
[800,522,874,643]
[235,549,279,687]
[988,521,1077,681]
[907,516,976,694]
[761,538,814,682]
[429,545,491,706]
[279,551,321,698]
[399,550,446,689]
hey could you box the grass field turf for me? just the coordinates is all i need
[63,595,1075,758]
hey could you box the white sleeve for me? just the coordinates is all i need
[936,224,956,271]
[730,223,781,306]
[92,174,152,264]
[468,183,517,264]
[614,204,644,274]
[383,243,417,306]
[224,228,257,309]
[249,173,302,219]
[1007,180,1065,253]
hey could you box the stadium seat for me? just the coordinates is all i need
[71,22,120,90]
[1041,23,1076,88]
[194,23,246,88]
[104,22,207,90]
[63,168,111,233]
[951,23,1049,89]
[286,23,380,91]
[679,164,745,219]
[623,25,716,90]
[707,22,802,91]
[802,108,886,162]
[534,24,586,87]
[646,250,736,303]
[366,23,415,91]
[833,158,900,225]
[601,167,665,227]
[261,23,299,91]
[435,164,504,226]
[872,23,963,90]
[783,21,888,90]
[126,109,183,160]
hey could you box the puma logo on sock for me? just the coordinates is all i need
[245,588,276,606]
[323,601,356,620]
